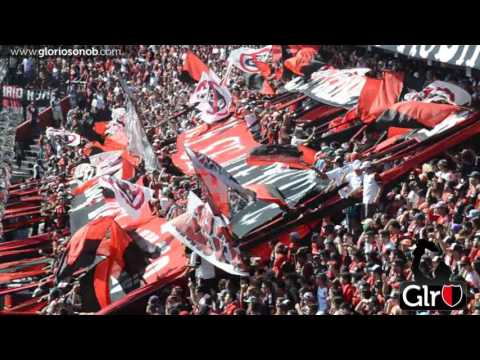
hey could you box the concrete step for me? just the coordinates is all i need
[12,170,32,177]
[12,172,31,179]
[12,163,33,171]
[24,156,37,163]
[24,149,40,156]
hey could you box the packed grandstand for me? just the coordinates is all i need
[1,45,480,315]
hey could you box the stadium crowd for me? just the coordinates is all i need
[3,45,480,315]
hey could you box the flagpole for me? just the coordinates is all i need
[221,61,233,87]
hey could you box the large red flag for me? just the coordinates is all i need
[358,71,405,124]
[284,47,318,76]
[182,51,209,82]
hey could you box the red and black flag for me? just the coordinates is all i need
[373,101,461,131]
[243,183,288,208]
[185,147,255,218]
[357,71,405,124]
[180,51,209,83]
[56,217,157,312]
[284,47,318,76]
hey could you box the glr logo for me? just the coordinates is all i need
[400,282,466,310]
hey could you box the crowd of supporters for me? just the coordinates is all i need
[2,45,480,315]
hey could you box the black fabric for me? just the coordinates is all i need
[79,120,105,144]
[245,73,264,91]
[122,242,150,277]
[225,156,327,239]
[372,109,425,132]
[57,240,102,281]
[230,200,284,240]
[250,144,302,158]
[300,60,325,78]
[178,71,197,85]
[313,122,363,146]
[79,265,102,312]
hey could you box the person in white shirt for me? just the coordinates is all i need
[190,252,216,291]
[342,160,364,235]
[361,161,383,218]
[459,259,480,289]
[244,106,260,138]
[316,273,329,314]
[344,160,364,196]
[326,162,353,198]
[158,188,174,217]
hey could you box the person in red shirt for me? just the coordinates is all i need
[223,292,240,315]
[432,202,451,225]
[468,236,480,263]
[272,243,288,278]
[340,273,356,305]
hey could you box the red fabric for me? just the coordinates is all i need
[342,283,355,304]
[248,242,273,263]
[246,153,310,170]
[223,301,239,315]
[96,218,187,314]
[275,94,307,111]
[274,66,284,81]
[369,134,404,155]
[386,101,460,129]
[136,217,187,285]
[273,254,287,277]
[252,57,272,78]
[284,48,317,76]
[387,127,411,138]
[328,107,358,133]
[260,80,275,96]
[93,258,111,309]
[173,118,259,176]
[272,45,283,63]
[66,216,114,266]
[298,144,318,165]
[108,220,134,270]
[358,71,404,124]
[93,121,109,136]
[183,51,209,82]
[120,152,138,180]
[72,177,98,196]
